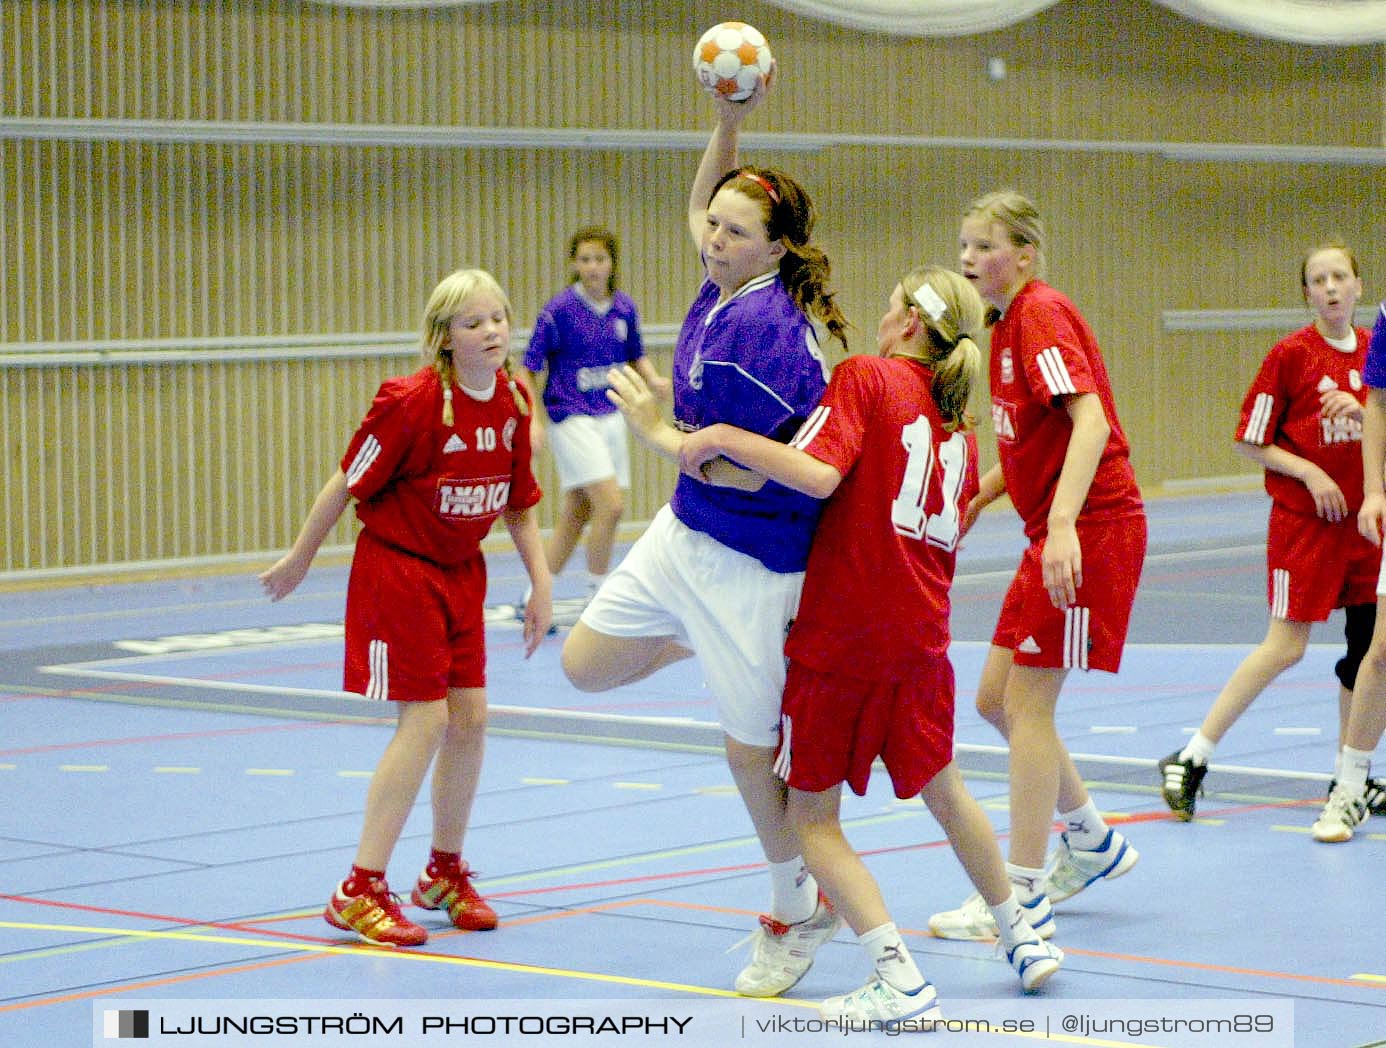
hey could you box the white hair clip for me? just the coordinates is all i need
[911,282,947,322]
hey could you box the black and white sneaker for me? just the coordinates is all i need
[1158,751,1207,822]
[1329,776,1386,817]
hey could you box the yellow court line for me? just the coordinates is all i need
[153,766,201,774]
[0,919,755,1000]
[521,777,569,785]
[245,768,294,776]
[58,765,108,772]
[0,920,1165,1046]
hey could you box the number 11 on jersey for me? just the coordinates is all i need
[891,417,968,551]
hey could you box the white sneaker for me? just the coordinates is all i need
[927,891,1054,941]
[734,895,841,997]
[820,977,942,1026]
[1312,784,1367,843]
[1044,828,1139,903]
[1005,937,1063,992]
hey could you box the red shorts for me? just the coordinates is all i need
[344,530,487,701]
[774,656,955,800]
[993,513,1146,672]
[1265,504,1378,621]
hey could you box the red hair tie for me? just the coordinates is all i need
[737,169,780,205]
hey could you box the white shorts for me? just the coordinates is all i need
[549,411,630,492]
[579,505,804,747]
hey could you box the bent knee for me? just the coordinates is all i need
[975,687,1006,729]
[560,641,608,692]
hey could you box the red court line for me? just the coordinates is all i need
[0,720,351,758]
[0,900,649,1013]
[6,880,1380,1014]
[0,953,327,1013]
[1058,944,1386,991]
[0,894,346,947]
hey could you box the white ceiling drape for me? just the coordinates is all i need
[307,0,1386,45]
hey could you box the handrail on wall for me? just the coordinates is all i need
[2,118,1383,167]
[0,325,684,368]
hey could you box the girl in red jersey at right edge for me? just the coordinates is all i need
[1158,243,1380,827]
[625,266,1062,1027]
[261,269,552,947]
[929,191,1147,944]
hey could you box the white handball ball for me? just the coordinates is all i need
[692,22,773,102]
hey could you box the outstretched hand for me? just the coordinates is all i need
[607,364,678,455]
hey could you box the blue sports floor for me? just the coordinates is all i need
[2,490,1384,1047]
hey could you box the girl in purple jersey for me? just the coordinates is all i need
[560,71,849,998]
[516,228,669,601]
[1315,301,1386,842]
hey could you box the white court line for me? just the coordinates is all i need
[953,542,1265,585]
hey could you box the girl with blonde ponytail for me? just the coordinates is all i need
[644,266,1062,1024]
[931,190,1146,947]
[259,268,551,948]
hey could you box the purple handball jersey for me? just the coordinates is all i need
[1364,302,1386,389]
[522,286,644,422]
[670,273,830,573]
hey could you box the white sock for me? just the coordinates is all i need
[1179,731,1216,766]
[1338,747,1372,794]
[768,858,817,925]
[1059,799,1109,850]
[1005,862,1047,902]
[859,922,925,993]
[989,891,1031,950]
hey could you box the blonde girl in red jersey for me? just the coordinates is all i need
[667,266,1061,1026]
[260,269,552,947]
[930,191,1147,943]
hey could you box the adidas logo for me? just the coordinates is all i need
[443,433,467,454]
[1017,635,1041,654]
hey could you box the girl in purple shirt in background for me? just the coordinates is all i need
[517,228,669,602]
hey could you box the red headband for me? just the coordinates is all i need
[737,169,780,205]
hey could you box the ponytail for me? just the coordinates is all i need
[898,266,986,432]
[501,354,530,417]
[930,336,983,433]
[782,243,850,353]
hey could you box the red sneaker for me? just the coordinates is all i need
[412,863,498,930]
[324,879,428,946]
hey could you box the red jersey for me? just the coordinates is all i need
[784,355,980,680]
[989,280,1142,539]
[342,366,542,567]
[1236,324,1370,516]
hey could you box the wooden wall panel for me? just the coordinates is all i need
[0,0,1382,572]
